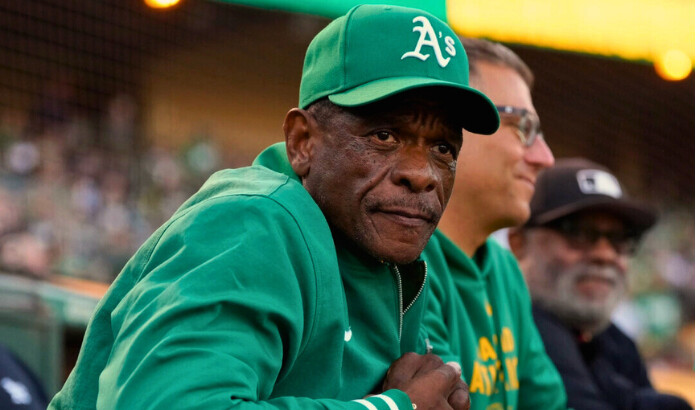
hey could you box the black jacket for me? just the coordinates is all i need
[532,305,692,410]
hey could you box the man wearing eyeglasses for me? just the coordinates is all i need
[423,38,567,410]
[508,158,692,410]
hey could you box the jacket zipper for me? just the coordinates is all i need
[391,264,404,339]
[390,262,427,340]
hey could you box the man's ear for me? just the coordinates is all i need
[283,108,316,179]
[508,227,526,261]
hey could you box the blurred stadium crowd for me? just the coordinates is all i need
[0,86,230,283]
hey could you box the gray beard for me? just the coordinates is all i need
[533,264,626,336]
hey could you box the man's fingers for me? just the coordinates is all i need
[402,362,464,409]
[384,353,447,390]
[447,378,470,410]
[387,352,421,374]
[383,354,467,409]
[416,354,450,375]
[383,352,422,390]
[445,361,462,376]
[422,362,462,394]
[445,361,469,410]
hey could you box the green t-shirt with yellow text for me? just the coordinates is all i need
[423,232,567,410]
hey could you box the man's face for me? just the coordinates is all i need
[446,62,554,231]
[302,90,463,264]
[521,211,630,333]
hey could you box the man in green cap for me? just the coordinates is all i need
[49,5,498,410]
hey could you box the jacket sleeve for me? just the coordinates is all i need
[588,356,693,410]
[588,327,693,410]
[422,237,461,365]
[93,195,413,410]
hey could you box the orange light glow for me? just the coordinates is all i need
[145,0,181,9]
[655,50,693,81]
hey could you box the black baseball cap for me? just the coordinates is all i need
[525,158,657,233]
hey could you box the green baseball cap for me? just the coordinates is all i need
[299,4,500,135]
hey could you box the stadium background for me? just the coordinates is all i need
[0,0,694,403]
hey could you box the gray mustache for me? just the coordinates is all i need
[574,265,623,283]
[365,197,441,223]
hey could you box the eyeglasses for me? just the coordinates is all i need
[496,106,543,147]
[544,219,641,255]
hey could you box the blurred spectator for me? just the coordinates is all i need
[5,142,40,177]
[0,188,22,236]
[0,233,51,278]
[508,158,692,410]
[183,134,221,178]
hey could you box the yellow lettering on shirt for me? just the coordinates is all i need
[505,357,519,390]
[479,336,497,361]
[469,332,520,399]
[501,327,515,353]
[488,364,498,393]
[484,301,493,316]
[470,362,485,394]
[481,363,493,395]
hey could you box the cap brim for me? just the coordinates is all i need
[530,197,658,233]
[328,77,500,135]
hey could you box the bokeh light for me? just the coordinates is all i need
[655,50,693,81]
[145,0,181,9]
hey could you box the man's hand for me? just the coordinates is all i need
[382,352,470,410]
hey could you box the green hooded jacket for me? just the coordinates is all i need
[48,143,428,410]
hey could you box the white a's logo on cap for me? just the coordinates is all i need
[576,170,622,198]
[401,16,456,68]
